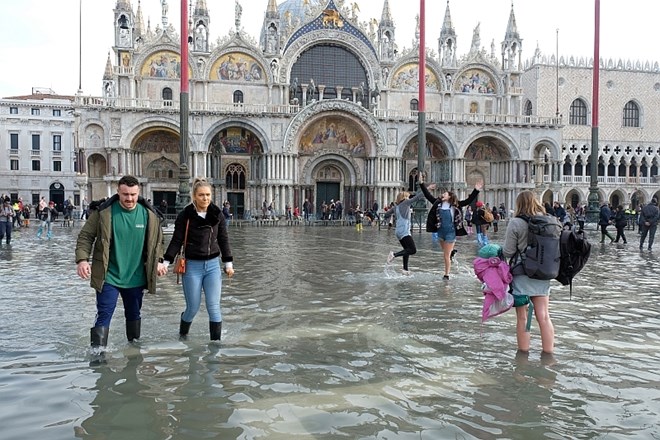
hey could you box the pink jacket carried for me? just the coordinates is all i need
[473,257,513,322]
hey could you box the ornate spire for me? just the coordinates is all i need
[194,0,208,16]
[440,0,455,38]
[135,0,145,37]
[380,0,393,26]
[266,0,278,19]
[103,52,114,80]
[439,1,458,67]
[501,1,523,71]
[116,0,132,10]
[504,1,519,41]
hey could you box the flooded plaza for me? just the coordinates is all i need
[0,221,659,439]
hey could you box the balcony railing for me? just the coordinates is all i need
[561,175,657,185]
[74,95,562,126]
[8,148,19,156]
[30,149,41,157]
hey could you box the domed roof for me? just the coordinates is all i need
[278,0,326,23]
[260,0,327,49]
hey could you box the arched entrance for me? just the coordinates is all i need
[315,163,342,219]
[49,182,65,212]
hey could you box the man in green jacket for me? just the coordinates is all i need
[75,175,167,354]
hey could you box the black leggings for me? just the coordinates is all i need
[615,225,627,243]
[394,235,417,270]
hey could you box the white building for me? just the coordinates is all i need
[9,0,658,218]
[0,88,78,211]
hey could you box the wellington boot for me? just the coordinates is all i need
[210,321,222,341]
[90,326,109,365]
[126,319,141,342]
[179,317,192,340]
[90,326,109,348]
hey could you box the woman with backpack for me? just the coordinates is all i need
[502,190,554,354]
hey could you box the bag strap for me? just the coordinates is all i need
[180,219,190,257]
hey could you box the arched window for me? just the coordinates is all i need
[524,100,533,116]
[233,90,244,104]
[290,44,369,107]
[569,98,588,125]
[623,100,640,127]
[162,87,173,106]
[410,99,419,111]
[226,163,246,189]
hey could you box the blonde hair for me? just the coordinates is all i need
[192,177,212,195]
[514,190,546,217]
[395,191,410,204]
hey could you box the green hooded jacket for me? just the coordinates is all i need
[75,195,164,294]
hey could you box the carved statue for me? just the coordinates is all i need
[235,0,243,30]
[161,0,168,17]
[350,2,360,20]
[470,23,481,53]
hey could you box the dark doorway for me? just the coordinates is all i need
[49,182,65,212]
[316,182,340,218]
[153,191,177,215]
[227,192,245,219]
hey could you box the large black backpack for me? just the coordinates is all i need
[510,215,562,280]
[555,228,591,298]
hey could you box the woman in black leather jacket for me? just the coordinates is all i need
[164,178,234,341]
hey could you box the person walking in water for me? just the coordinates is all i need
[163,178,234,341]
[75,175,168,357]
[420,180,482,280]
[613,205,628,244]
[37,201,58,239]
[639,198,659,250]
[383,182,432,276]
[502,190,554,355]
[599,202,615,243]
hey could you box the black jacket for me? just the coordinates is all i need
[419,183,479,234]
[164,203,233,263]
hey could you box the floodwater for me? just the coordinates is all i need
[0,221,659,440]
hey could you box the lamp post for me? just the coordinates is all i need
[412,0,427,231]
[586,0,601,223]
[176,0,191,211]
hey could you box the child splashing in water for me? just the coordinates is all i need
[383,182,436,275]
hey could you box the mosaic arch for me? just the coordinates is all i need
[140,51,191,79]
[454,68,496,94]
[390,63,440,91]
[299,116,368,157]
[403,135,448,160]
[465,138,511,161]
[210,53,265,82]
[209,127,263,155]
[133,130,179,154]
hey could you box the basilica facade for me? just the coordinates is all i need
[70,0,660,218]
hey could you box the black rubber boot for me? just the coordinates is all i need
[210,321,222,341]
[90,326,109,365]
[179,316,192,340]
[90,326,109,348]
[126,320,141,342]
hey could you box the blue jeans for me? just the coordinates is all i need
[0,221,11,244]
[95,283,145,327]
[181,257,223,323]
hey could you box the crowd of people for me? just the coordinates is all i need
[3,179,658,361]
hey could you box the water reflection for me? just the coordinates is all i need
[0,225,659,439]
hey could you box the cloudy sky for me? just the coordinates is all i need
[0,0,655,98]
